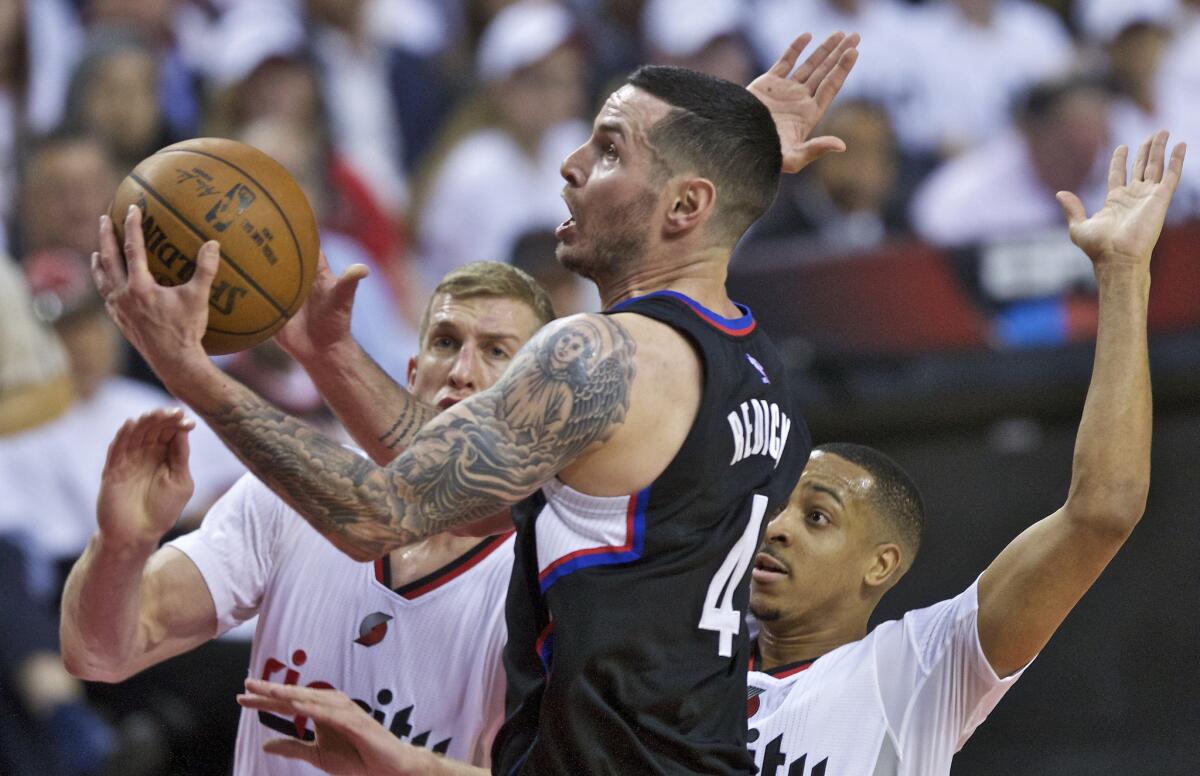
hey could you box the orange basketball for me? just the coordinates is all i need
[111,138,319,355]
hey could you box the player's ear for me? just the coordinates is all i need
[663,177,717,236]
[864,543,903,590]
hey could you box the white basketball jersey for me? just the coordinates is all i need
[746,582,1028,776]
[169,475,513,775]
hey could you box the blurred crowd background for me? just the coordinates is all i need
[0,0,1197,774]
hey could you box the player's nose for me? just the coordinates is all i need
[763,513,793,547]
[447,343,481,390]
[560,144,586,186]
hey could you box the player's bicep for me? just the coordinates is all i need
[391,314,637,535]
[129,546,219,673]
[977,508,1127,677]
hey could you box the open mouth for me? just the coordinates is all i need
[556,196,578,241]
[751,552,789,581]
[437,396,462,409]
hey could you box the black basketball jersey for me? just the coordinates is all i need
[491,291,811,774]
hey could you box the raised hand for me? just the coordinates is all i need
[91,206,218,379]
[747,32,860,174]
[275,251,367,366]
[1057,131,1187,267]
[238,679,453,776]
[97,408,195,548]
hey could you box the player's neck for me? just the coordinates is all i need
[600,247,736,316]
[385,533,485,589]
[755,616,870,671]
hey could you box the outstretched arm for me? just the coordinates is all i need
[61,410,217,682]
[274,253,437,465]
[748,31,860,174]
[91,219,635,559]
[238,680,488,776]
[977,132,1186,678]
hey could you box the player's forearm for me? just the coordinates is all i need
[165,362,427,560]
[297,339,438,465]
[60,534,158,682]
[1064,263,1152,534]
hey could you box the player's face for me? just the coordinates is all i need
[408,294,543,408]
[750,451,881,626]
[556,85,667,283]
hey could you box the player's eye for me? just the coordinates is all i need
[806,511,830,526]
[603,143,618,160]
[489,346,510,359]
[432,336,456,350]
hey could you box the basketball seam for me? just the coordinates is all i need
[130,172,291,320]
[156,147,311,310]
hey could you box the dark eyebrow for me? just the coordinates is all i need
[809,483,845,507]
[596,121,626,138]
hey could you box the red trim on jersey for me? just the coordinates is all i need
[750,640,817,678]
[537,491,639,584]
[389,531,515,600]
[373,557,386,585]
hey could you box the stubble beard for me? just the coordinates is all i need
[558,189,657,286]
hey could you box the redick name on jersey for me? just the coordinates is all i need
[728,399,792,469]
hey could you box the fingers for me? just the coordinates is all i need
[104,419,137,470]
[1107,144,1129,191]
[261,738,321,766]
[238,691,302,717]
[791,31,845,83]
[805,33,859,95]
[1142,130,1168,182]
[813,47,859,112]
[190,240,221,296]
[769,33,813,77]
[332,264,368,310]
[1162,141,1187,193]
[95,214,127,296]
[1055,190,1087,226]
[123,205,154,288]
[1131,133,1153,181]
[168,420,192,473]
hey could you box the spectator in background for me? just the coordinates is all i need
[0,535,118,776]
[303,0,411,218]
[0,250,242,570]
[415,0,587,288]
[82,0,202,139]
[641,0,755,85]
[910,0,1075,155]
[63,27,171,173]
[743,99,908,258]
[17,132,117,257]
[1156,0,1200,210]
[910,77,1110,248]
[236,115,419,380]
[1074,0,1180,44]
[0,252,71,434]
[510,227,597,316]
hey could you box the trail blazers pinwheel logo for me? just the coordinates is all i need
[354,612,393,647]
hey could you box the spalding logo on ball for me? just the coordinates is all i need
[111,138,319,355]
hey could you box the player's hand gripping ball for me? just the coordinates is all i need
[110,138,319,354]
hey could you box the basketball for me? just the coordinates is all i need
[110,138,319,355]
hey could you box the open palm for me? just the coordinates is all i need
[747,32,860,174]
[1057,131,1187,266]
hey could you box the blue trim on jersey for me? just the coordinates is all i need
[607,290,756,335]
[537,486,651,594]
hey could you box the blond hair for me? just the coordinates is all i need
[419,261,557,341]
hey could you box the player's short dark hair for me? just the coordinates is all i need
[625,65,781,242]
[419,261,556,341]
[816,443,924,562]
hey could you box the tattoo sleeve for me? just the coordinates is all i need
[200,315,637,561]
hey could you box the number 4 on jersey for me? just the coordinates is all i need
[700,494,769,657]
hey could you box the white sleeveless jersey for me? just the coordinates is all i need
[746,582,1028,776]
[169,475,513,775]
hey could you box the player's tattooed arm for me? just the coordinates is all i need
[197,315,636,560]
